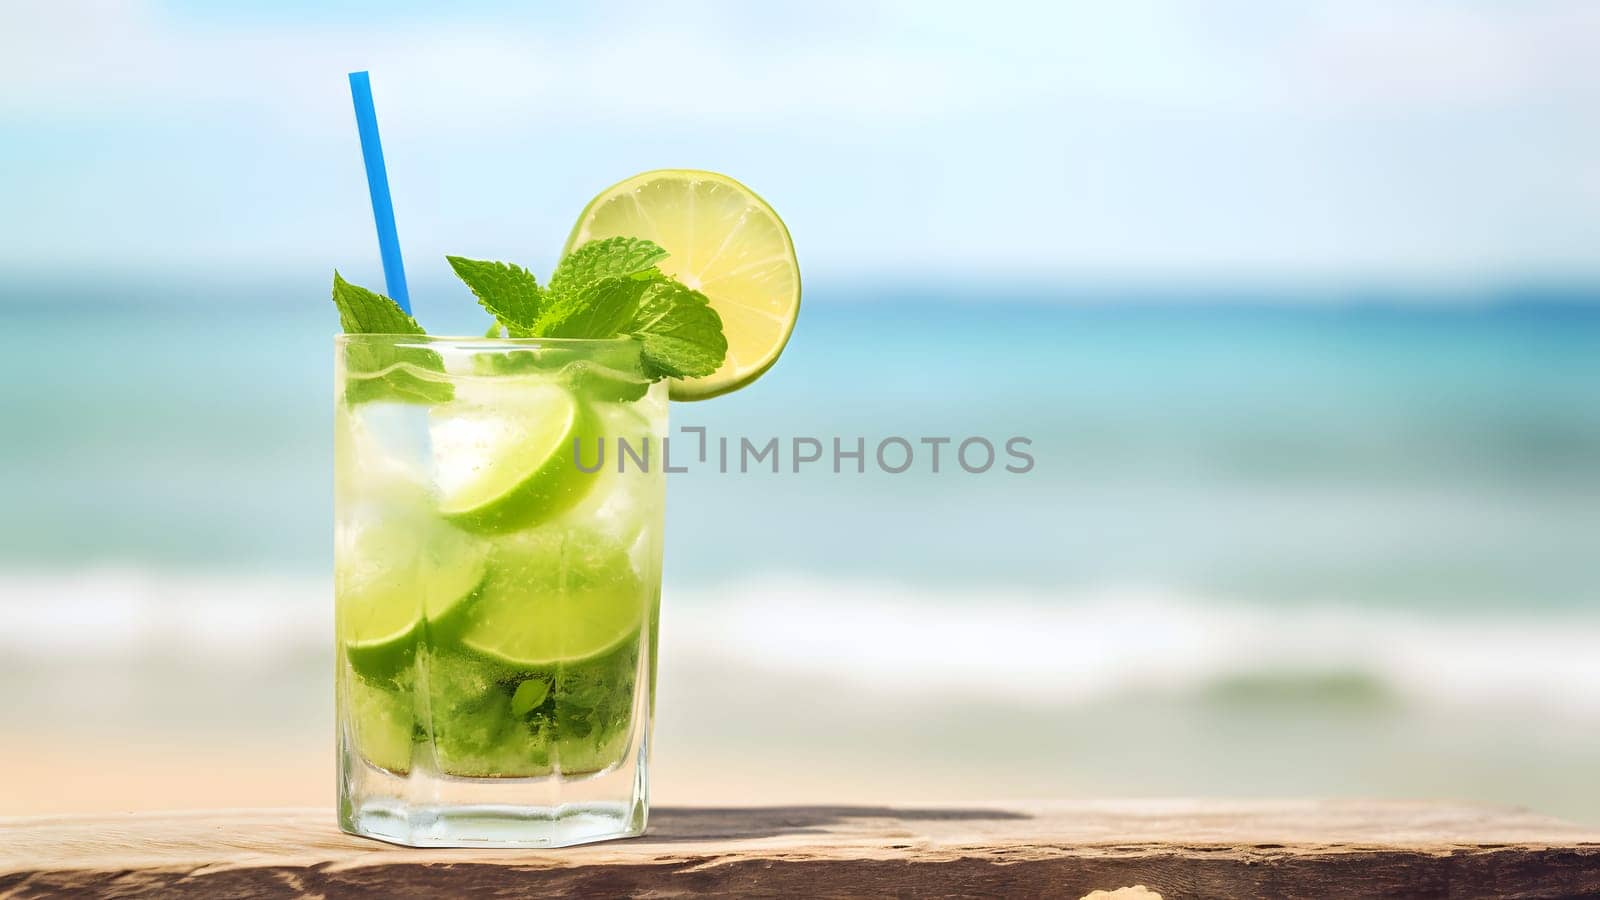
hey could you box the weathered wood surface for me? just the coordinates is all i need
[3,801,1598,899]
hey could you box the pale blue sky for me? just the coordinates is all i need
[2,0,1598,284]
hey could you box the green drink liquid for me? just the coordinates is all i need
[334,340,664,781]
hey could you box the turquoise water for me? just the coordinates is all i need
[3,277,1598,611]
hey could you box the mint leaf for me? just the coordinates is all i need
[332,271,426,334]
[536,276,654,338]
[447,256,545,331]
[330,272,452,405]
[627,280,727,378]
[547,237,667,300]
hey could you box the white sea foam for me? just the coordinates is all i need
[671,576,1600,719]
[0,567,330,664]
[5,567,1600,718]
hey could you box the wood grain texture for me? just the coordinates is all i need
[3,801,1598,899]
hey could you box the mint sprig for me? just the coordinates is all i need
[331,238,729,397]
[461,239,726,381]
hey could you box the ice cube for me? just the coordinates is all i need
[345,402,433,492]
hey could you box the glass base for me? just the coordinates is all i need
[339,732,650,848]
[345,799,646,848]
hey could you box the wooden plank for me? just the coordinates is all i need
[3,801,1598,899]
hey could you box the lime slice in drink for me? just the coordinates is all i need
[431,382,596,533]
[428,528,645,667]
[564,169,801,400]
[336,515,487,678]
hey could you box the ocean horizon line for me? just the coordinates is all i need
[3,272,1600,313]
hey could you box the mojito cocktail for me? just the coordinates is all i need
[332,168,799,847]
[337,337,665,846]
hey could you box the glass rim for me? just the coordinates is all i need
[335,333,640,348]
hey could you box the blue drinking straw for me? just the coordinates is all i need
[347,71,412,314]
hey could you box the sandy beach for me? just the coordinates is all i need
[9,646,1600,824]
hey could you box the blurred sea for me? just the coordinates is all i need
[3,276,1599,817]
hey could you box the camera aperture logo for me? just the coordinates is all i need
[575,426,1034,475]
